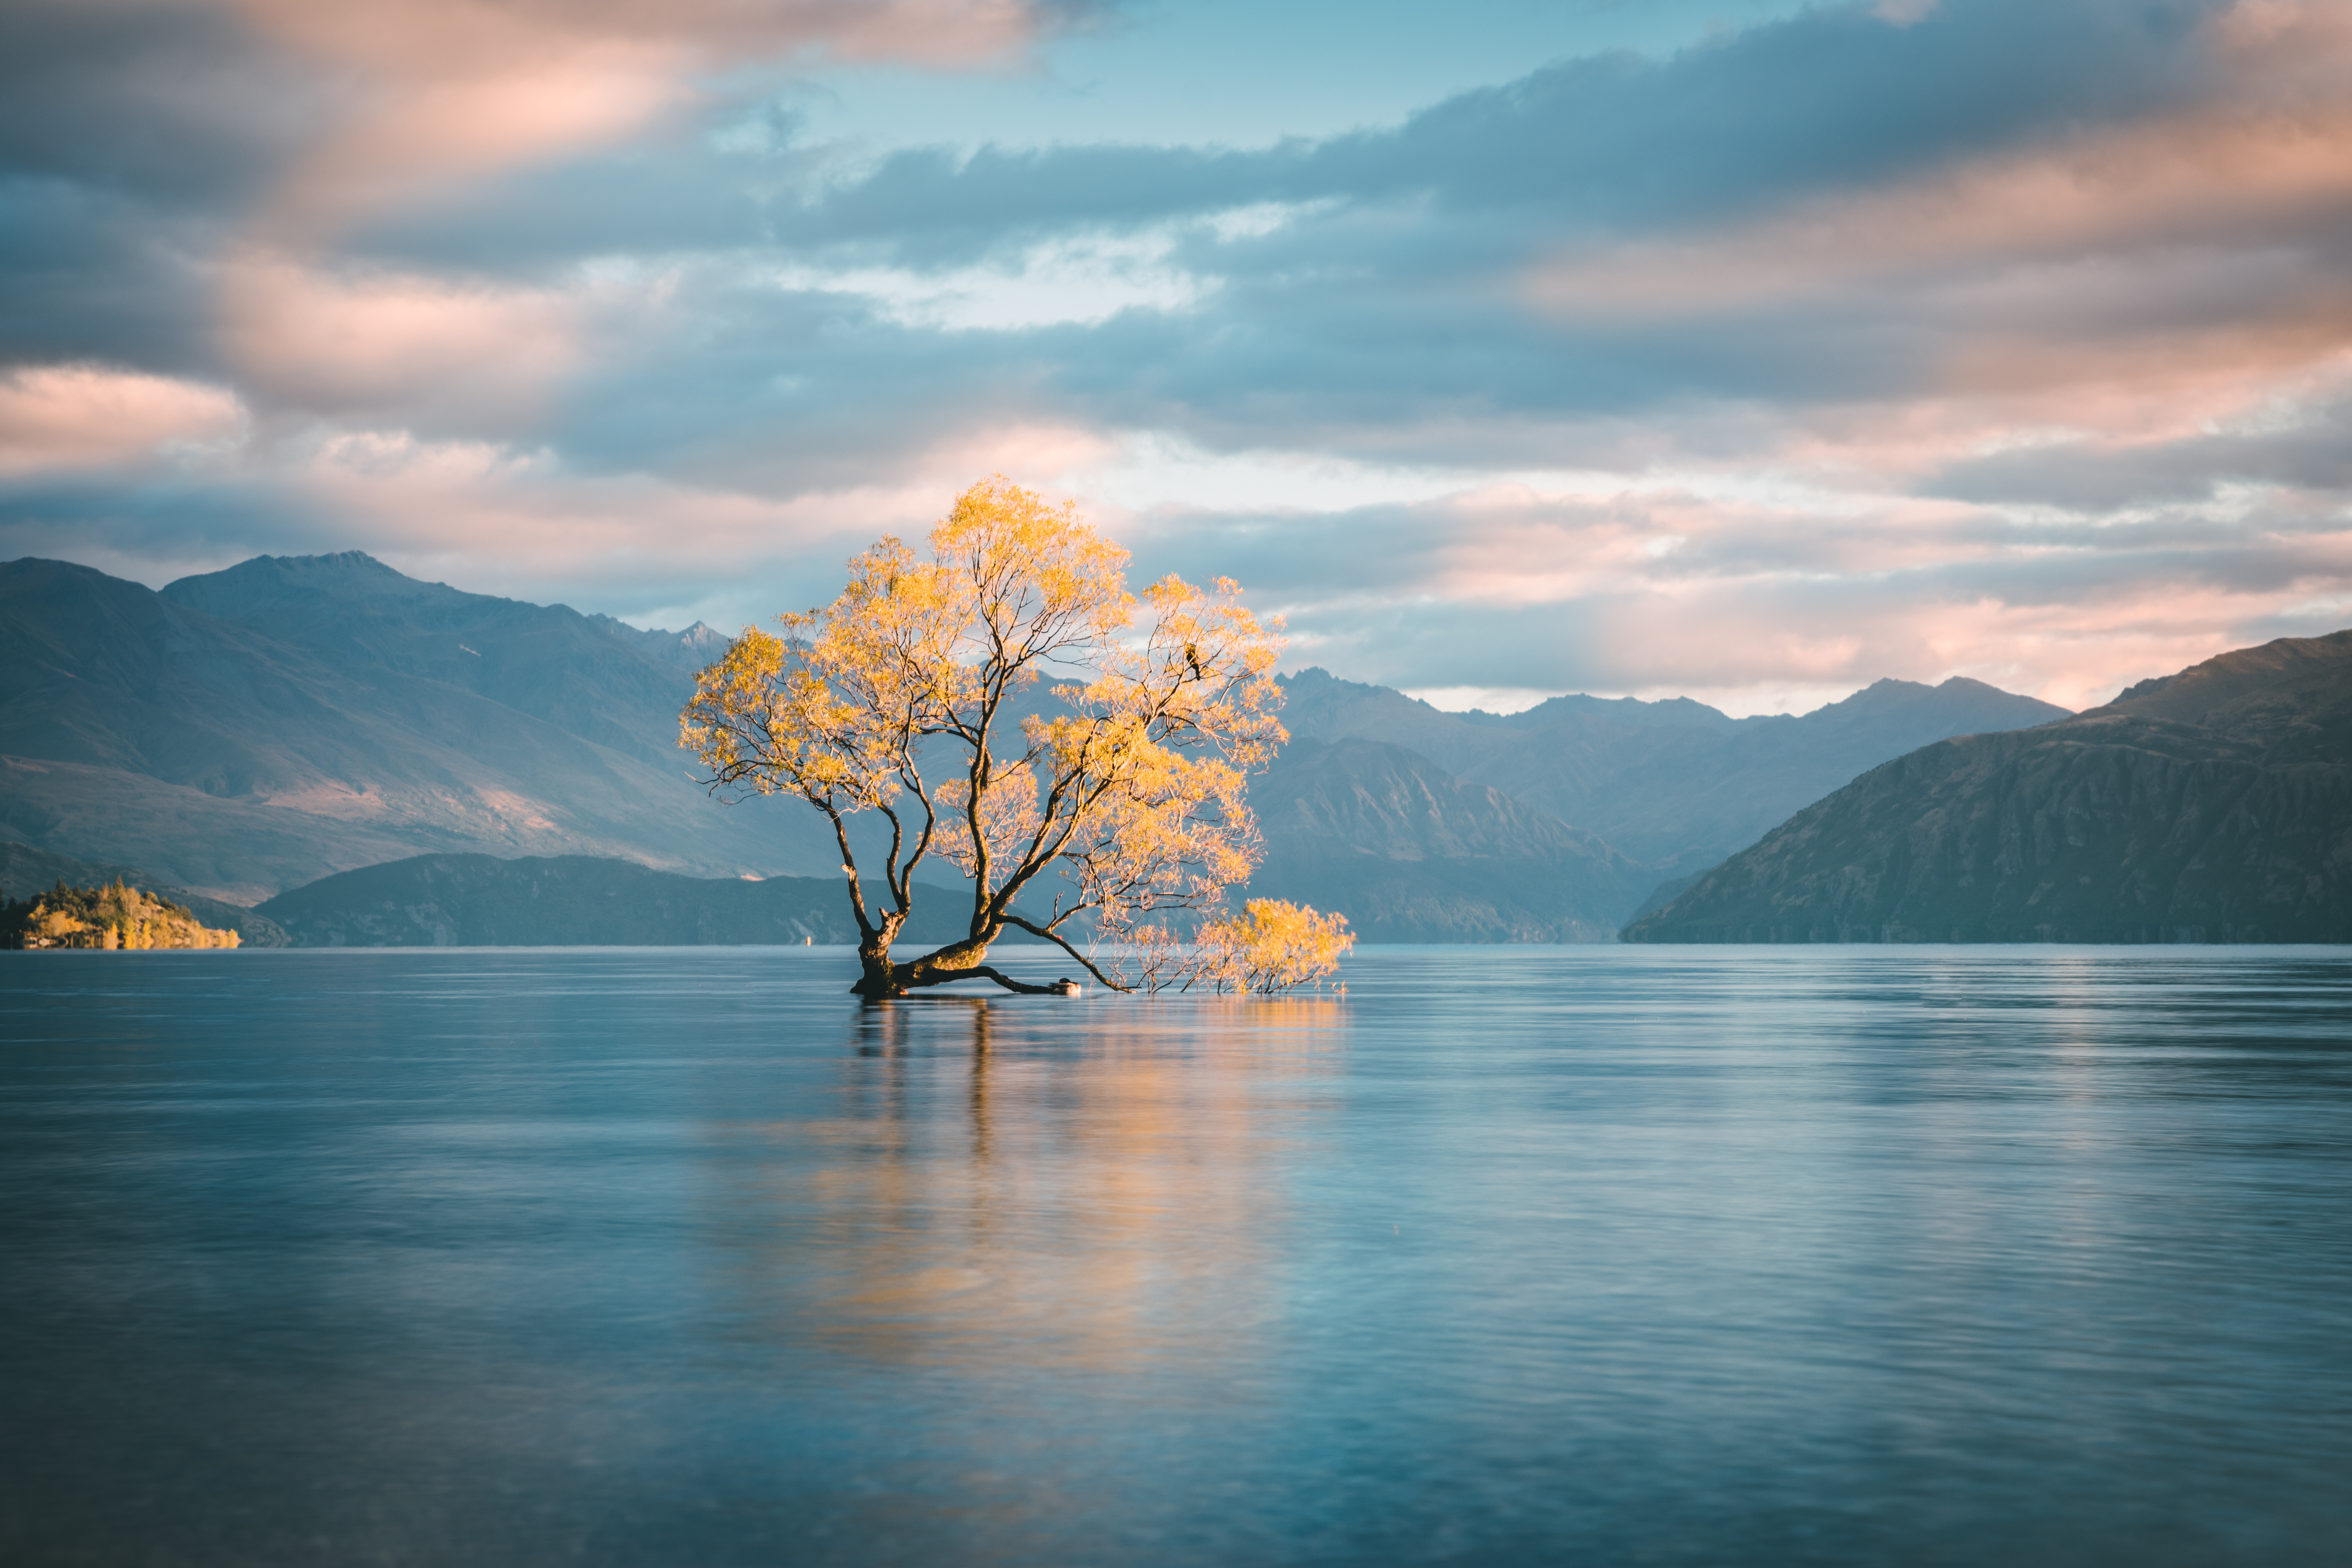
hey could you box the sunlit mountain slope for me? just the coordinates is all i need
[0,556,837,901]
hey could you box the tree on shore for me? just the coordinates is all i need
[0,878,241,950]
[681,476,1342,998]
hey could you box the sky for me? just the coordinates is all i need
[3,0,2349,716]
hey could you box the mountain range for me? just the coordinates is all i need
[1252,666,2069,938]
[1247,738,1653,942]
[1,554,839,903]
[1625,632,2352,943]
[4,550,2083,942]
[1276,667,2070,873]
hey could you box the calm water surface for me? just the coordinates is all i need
[3,946,2349,1566]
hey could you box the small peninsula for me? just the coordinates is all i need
[2,879,241,950]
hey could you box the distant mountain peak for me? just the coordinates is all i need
[1277,663,2072,871]
[1494,691,1739,733]
[273,549,394,573]
[1279,666,1738,732]
[1279,665,1442,709]
[163,550,486,616]
[586,613,733,671]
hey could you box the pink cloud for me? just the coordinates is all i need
[227,0,1066,236]
[1571,567,2352,713]
[266,43,688,235]
[232,0,1052,74]
[218,417,1119,626]
[216,254,583,425]
[1166,464,2350,711]
[0,365,247,476]
[1528,102,2352,327]
[1526,0,2352,456]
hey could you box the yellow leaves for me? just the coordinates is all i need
[681,619,913,812]
[4,880,240,950]
[678,473,1299,982]
[936,474,1134,662]
[1194,900,1355,994]
[31,905,94,945]
[1104,900,1353,995]
[933,757,1042,878]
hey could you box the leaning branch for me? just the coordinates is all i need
[1002,915,1130,992]
[813,798,879,940]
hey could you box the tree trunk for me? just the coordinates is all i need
[848,925,1079,998]
[851,937,901,998]
[849,909,909,998]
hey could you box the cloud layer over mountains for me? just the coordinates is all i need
[4,0,2350,713]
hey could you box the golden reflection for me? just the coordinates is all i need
[1202,996,1348,1033]
[703,995,1344,1375]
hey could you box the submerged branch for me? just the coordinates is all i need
[1002,915,1129,993]
[907,965,1083,996]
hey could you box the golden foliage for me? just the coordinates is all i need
[1103,900,1354,995]
[681,475,1322,995]
[1194,900,1355,994]
[1,879,241,950]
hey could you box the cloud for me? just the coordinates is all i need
[5,0,2351,716]
[1104,456,2352,713]
[1523,106,2352,329]
[0,364,246,476]
[215,253,586,429]
[231,0,1104,238]
[1927,365,2352,508]
[765,226,1213,332]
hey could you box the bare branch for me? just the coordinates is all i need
[1002,915,1131,992]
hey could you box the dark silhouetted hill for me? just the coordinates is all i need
[256,854,1047,948]
[1623,631,2352,944]
[1245,738,1652,941]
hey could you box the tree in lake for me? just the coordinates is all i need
[680,475,1343,998]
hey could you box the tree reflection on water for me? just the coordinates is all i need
[700,995,1348,1377]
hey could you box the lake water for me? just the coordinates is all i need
[3,945,2350,1566]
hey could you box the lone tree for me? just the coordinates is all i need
[682,476,1338,998]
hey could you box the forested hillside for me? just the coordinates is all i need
[1625,632,2352,944]
[3,877,241,949]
